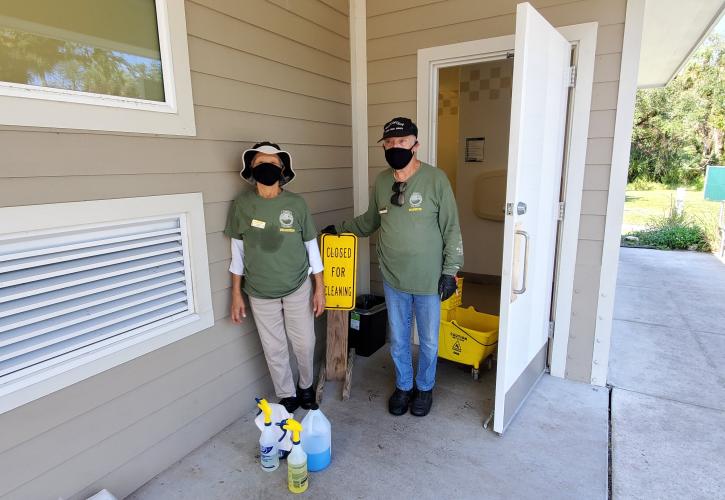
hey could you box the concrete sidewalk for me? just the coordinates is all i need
[130,349,608,499]
[609,248,725,499]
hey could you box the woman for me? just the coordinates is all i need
[225,142,325,413]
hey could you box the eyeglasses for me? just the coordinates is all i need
[390,181,407,207]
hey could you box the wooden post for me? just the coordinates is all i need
[325,310,349,381]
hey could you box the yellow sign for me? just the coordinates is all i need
[321,233,357,310]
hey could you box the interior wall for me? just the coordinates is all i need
[0,1,352,499]
[436,66,460,191]
[456,60,513,276]
[366,0,626,383]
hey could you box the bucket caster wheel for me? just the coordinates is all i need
[486,357,493,370]
[472,368,480,380]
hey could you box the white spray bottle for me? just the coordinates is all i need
[255,398,279,472]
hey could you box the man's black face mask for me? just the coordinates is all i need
[384,142,416,170]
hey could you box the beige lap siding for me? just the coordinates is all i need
[365,0,625,382]
[0,1,351,499]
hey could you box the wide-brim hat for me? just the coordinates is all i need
[240,142,295,186]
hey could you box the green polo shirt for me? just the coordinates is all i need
[224,189,317,299]
[339,162,463,294]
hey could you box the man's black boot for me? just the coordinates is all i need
[410,389,433,417]
[388,387,413,416]
[297,384,316,410]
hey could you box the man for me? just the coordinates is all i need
[323,117,463,417]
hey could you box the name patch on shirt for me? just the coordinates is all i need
[378,207,388,214]
[251,219,266,229]
[279,228,296,233]
[408,207,423,212]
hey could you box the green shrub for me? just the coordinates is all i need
[622,211,711,251]
[627,179,667,191]
[691,176,705,191]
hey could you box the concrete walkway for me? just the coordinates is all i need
[609,248,725,499]
[130,349,608,499]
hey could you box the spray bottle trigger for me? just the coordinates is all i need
[276,420,288,442]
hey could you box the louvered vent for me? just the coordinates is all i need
[0,217,192,380]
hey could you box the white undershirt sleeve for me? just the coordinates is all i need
[305,238,324,275]
[229,238,245,276]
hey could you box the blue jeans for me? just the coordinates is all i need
[383,281,441,392]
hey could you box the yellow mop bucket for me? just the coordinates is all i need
[438,306,498,379]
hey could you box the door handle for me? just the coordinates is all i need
[512,230,530,295]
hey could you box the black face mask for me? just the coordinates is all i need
[384,143,416,170]
[252,162,283,186]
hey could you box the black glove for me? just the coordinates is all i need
[438,274,458,301]
[321,225,338,235]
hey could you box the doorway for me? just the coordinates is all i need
[436,58,514,318]
[417,5,598,434]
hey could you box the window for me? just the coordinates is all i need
[0,194,213,413]
[0,0,195,135]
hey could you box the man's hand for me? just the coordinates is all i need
[312,289,326,317]
[230,292,247,324]
[438,274,458,301]
[321,225,337,235]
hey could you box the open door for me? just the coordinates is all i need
[493,3,571,434]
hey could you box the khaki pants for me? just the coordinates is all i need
[248,278,316,398]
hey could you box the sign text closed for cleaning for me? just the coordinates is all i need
[321,233,357,310]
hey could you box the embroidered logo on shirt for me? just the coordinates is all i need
[279,210,294,228]
[409,192,423,211]
[409,192,423,207]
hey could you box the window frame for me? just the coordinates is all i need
[0,0,196,136]
[0,194,214,414]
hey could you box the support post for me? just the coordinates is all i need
[325,310,349,381]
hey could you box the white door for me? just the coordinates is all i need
[493,3,571,434]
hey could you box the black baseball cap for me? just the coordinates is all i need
[377,117,418,142]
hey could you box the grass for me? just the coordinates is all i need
[623,188,721,228]
[622,186,722,251]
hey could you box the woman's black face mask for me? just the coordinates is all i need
[252,162,283,186]
[384,142,417,170]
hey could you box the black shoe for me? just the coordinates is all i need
[410,389,433,417]
[297,384,316,410]
[388,388,413,416]
[279,396,300,413]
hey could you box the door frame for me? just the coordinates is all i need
[416,21,598,380]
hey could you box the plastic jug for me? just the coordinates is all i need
[301,403,331,471]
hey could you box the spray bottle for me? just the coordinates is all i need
[280,418,308,493]
[255,398,279,472]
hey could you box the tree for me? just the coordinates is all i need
[630,34,725,185]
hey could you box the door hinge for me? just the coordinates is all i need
[568,65,577,88]
[548,321,555,338]
[506,51,515,59]
[506,202,514,215]
[557,201,565,221]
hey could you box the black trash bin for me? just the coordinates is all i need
[349,294,387,357]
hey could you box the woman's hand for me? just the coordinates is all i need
[231,291,247,324]
[313,289,326,317]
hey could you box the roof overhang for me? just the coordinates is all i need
[638,0,725,88]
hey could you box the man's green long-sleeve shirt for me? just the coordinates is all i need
[339,162,463,294]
